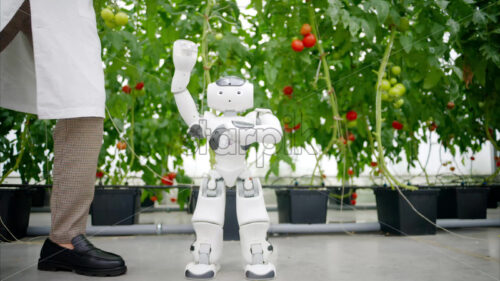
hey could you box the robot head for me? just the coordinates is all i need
[207,76,253,112]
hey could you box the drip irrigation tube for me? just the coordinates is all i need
[26,219,500,237]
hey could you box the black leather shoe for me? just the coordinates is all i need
[38,235,127,277]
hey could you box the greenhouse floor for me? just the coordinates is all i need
[1,208,499,281]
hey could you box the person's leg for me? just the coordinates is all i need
[0,0,31,52]
[50,117,103,246]
[39,117,126,276]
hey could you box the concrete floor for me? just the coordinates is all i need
[1,207,500,281]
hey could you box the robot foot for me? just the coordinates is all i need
[185,262,219,280]
[244,263,276,280]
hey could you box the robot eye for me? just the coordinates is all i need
[218,91,223,95]
[237,91,241,95]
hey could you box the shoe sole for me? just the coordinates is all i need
[38,260,127,277]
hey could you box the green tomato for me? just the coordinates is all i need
[104,20,116,28]
[101,8,114,21]
[390,78,397,85]
[115,12,129,26]
[215,33,223,40]
[381,92,390,101]
[388,87,399,97]
[478,101,485,108]
[393,99,404,108]
[380,79,391,91]
[399,17,410,32]
[383,72,387,78]
[394,83,406,95]
[347,120,357,128]
[391,66,401,76]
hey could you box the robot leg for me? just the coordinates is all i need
[185,172,225,279]
[236,177,276,280]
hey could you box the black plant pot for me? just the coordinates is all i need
[435,186,459,219]
[31,187,47,207]
[275,189,328,224]
[434,186,490,219]
[187,188,240,241]
[0,187,32,241]
[90,187,141,225]
[487,186,500,209]
[456,187,489,219]
[374,188,438,236]
[223,189,239,241]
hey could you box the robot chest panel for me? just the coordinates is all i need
[207,116,247,154]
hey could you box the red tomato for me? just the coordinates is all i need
[370,162,378,167]
[496,160,500,167]
[96,171,104,178]
[284,124,293,133]
[346,110,357,121]
[122,85,131,94]
[293,123,301,130]
[151,196,157,202]
[352,192,358,199]
[116,141,127,150]
[170,198,177,203]
[347,168,354,176]
[300,23,312,36]
[167,172,177,179]
[291,39,304,52]
[283,85,293,97]
[392,121,404,130]
[350,199,356,205]
[470,156,475,161]
[348,133,355,142]
[339,136,347,145]
[447,101,455,110]
[161,175,173,185]
[135,82,144,90]
[302,33,316,48]
[450,167,455,171]
[429,122,437,131]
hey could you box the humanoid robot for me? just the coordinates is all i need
[171,39,282,280]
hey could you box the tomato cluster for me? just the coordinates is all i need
[101,7,129,29]
[122,82,146,97]
[161,172,177,186]
[291,24,317,52]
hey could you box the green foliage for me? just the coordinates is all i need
[1,0,499,188]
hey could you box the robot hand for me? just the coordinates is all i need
[172,40,198,92]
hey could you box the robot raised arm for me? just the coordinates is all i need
[171,40,205,139]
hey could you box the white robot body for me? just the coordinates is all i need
[172,39,282,280]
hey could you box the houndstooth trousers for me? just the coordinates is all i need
[50,117,103,243]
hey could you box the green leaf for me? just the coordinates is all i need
[264,63,278,85]
[370,0,389,23]
[423,68,442,90]
[399,33,412,53]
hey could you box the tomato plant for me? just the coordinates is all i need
[1,0,500,193]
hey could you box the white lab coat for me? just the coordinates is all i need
[0,0,105,119]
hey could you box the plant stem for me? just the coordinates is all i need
[127,97,136,182]
[0,116,33,184]
[308,3,341,184]
[201,0,216,169]
[374,30,416,190]
[485,166,499,183]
